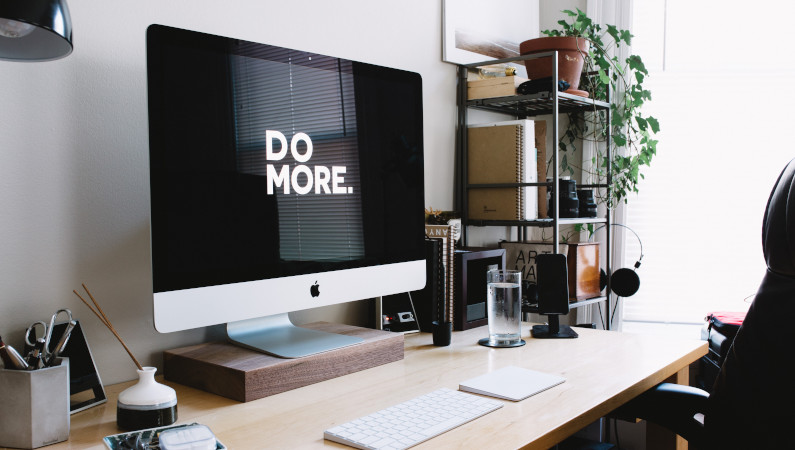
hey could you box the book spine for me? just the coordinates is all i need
[523,121,538,220]
[424,225,455,322]
[516,125,524,221]
[535,121,547,218]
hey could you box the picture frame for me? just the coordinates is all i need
[50,321,107,413]
[442,0,539,73]
[499,241,601,301]
[453,248,506,331]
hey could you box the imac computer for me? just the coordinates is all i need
[145,25,426,358]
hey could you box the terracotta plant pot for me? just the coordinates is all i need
[519,37,589,91]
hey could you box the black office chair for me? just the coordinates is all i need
[615,159,795,449]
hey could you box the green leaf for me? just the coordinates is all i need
[646,117,660,133]
[648,139,658,154]
[620,29,633,45]
[627,55,648,75]
[631,91,644,108]
[606,25,620,43]
[611,111,624,127]
[563,9,577,16]
[613,134,627,147]
[595,55,610,70]
[598,69,611,85]
[579,16,592,30]
[636,116,648,131]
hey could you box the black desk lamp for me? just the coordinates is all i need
[0,0,72,61]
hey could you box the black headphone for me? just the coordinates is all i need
[592,224,644,298]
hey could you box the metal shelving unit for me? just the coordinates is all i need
[455,51,615,329]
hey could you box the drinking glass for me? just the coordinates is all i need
[481,270,524,347]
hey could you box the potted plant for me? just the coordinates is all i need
[528,8,660,207]
[519,36,590,92]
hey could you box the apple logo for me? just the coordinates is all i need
[310,281,320,297]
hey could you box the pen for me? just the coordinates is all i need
[0,335,30,370]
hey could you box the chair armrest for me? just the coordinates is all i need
[612,383,709,446]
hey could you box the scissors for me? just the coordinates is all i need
[25,308,73,364]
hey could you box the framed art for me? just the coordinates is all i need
[442,0,539,70]
[453,248,506,331]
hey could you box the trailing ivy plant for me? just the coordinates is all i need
[543,8,659,206]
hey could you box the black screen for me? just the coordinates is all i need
[146,25,425,293]
[536,253,570,315]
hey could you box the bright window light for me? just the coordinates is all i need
[623,0,795,326]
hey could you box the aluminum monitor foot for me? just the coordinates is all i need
[227,313,364,358]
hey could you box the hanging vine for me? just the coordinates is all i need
[544,8,660,206]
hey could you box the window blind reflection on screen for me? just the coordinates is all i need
[231,49,364,262]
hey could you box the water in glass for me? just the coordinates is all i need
[487,272,522,345]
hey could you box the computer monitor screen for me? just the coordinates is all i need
[146,25,426,357]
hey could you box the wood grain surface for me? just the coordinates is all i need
[39,324,706,450]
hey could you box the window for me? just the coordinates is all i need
[623,0,795,326]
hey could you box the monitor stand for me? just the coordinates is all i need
[227,313,364,358]
[531,315,578,339]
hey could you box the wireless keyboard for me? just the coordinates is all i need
[323,388,503,450]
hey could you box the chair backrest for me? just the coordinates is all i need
[707,159,795,448]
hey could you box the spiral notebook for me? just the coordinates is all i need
[467,120,537,220]
[459,366,565,401]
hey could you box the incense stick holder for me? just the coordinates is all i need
[117,367,177,431]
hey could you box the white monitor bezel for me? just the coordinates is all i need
[153,259,426,333]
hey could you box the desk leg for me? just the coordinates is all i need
[646,366,689,450]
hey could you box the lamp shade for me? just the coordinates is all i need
[0,0,72,61]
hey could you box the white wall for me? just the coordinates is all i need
[0,0,458,384]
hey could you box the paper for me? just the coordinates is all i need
[459,366,565,401]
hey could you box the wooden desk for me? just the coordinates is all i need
[46,325,707,449]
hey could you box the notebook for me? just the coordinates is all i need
[458,366,565,401]
[467,120,538,220]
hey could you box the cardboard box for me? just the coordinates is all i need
[467,76,528,100]
[499,241,601,301]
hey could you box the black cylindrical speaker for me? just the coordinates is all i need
[577,189,597,218]
[548,178,579,218]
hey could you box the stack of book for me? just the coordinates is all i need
[424,225,455,324]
